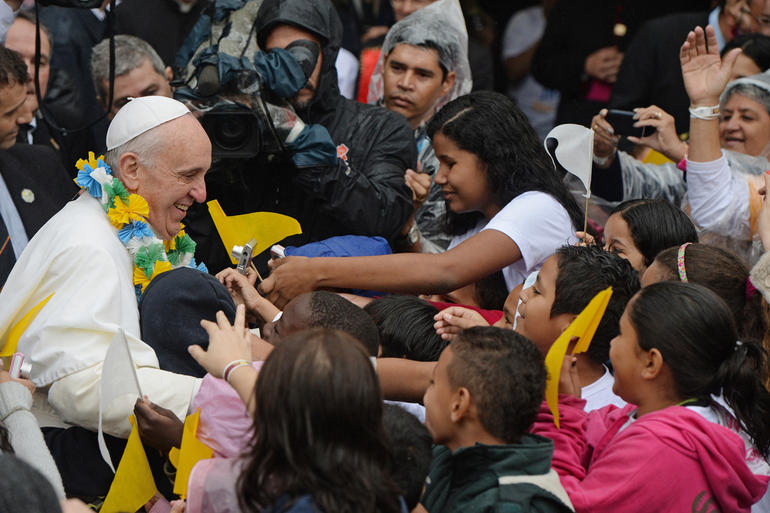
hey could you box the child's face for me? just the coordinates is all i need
[604,213,646,272]
[608,305,645,404]
[423,346,458,447]
[433,131,496,217]
[515,255,574,354]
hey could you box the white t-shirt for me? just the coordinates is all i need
[581,366,626,412]
[502,6,560,141]
[448,191,577,290]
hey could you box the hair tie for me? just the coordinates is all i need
[677,242,692,282]
[746,276,759,301]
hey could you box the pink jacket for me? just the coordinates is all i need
[533,395,769,513]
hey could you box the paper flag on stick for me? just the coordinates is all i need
[1,293,54,357]
[173,409,214,499]
[544,286,613,428]
[100,416,157,513]
[208,200,302,264]
[99,329,143,472]
[544,124,594,198]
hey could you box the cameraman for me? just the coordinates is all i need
[188,0,416,273]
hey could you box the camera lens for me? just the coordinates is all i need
[214,116,250,151]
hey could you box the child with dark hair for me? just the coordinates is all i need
[515,245,640,411]
[604,198,698,272]
[421,327,573,513]
[535,282,770,512]
[365,295,447,361]
[643,243,767,343]
[382,404,433,511]
[184,319,404,513]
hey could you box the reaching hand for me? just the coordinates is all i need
[433,306,489,341]
[557,353,581,398]
[217,268,273,323]
[0,370,35,395]
[680,25,741,107]
[627,105,688,162]
[133,397,184,455]
[405,168,431,213]
[258,256,317,309]
[189,305,252,377]
[591,109,619,167]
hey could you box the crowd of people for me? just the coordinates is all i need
[0,0,769,512]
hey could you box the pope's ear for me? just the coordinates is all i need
[118,152,141,192]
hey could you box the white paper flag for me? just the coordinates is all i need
[544,124,594,197]
[98,328,143,472]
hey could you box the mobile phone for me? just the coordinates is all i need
[231,238,257,275]
[605,109,656,138]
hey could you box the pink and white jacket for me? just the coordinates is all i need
[532,395,769,513]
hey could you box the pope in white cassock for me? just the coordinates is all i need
[0,96,212,438]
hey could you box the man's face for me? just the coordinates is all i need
[123,115,211,239]
[391,0,436,21]
[101,58,174,120]
[0,81,33,149]
[5,18,50,112]
[383,44,455,129]
[263,24,322,110]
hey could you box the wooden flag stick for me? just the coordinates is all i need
[583,195,590,236]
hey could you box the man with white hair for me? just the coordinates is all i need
[0,96,210,439]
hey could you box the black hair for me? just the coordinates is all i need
[0,455,61,513]
[651,244,766,343]
[307,291,381,356]
[448,327,546,443]
[474,270,509,311]
[426,91,584,235]
[629,282,770,458]
[364,295,447,361]
[722,33,770,72]
[551,245,640,365]
[0,424,12,454]
[382,404,433,510]
[239,328,402,513]
[608,199,698,268]
[0,46,27,88]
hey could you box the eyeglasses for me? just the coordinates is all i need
[740,1,770,28]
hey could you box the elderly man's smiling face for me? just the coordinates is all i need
[120,114,212,239]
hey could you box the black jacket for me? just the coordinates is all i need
[187,0,415,273]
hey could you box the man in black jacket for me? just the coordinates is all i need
[186,0,416,273]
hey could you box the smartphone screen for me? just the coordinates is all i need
[605,109,656,138]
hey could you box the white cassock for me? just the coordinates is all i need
[0,194,199,438]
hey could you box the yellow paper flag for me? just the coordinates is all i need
[1,293,54,357]
[101,416,157,513]
[208,200,302,264]
[544,286,613,428]
[173,409,214,499]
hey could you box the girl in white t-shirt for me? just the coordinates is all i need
[258,91,584,307]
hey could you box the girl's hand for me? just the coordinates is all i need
[627,105,688,162]
[259,256,317,309]
[575,231,596,247]
[591,109,620,167]
[433,306,489,341]
[558,353,581,398]
[680,25,741,107]
[217,268,278,323]
[0,370,35,395]
[405,168,431,213]
[189,305,252,377]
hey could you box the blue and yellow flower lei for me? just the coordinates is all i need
[74,152,206,300]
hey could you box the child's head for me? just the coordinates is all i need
[516,245,640,365]
[423,327,546,450]
[240,328,401,513]
[643,243,766,342]
[605,199,698,272]
[262,291,380,356]
[382,404,433,510]
[616,282,770,457]
[426,90,583,233]
[364,295,447,361]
